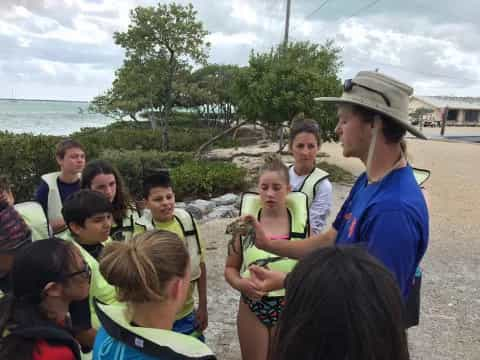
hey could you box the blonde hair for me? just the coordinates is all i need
[259,153,290,184]
[99,230,189,303]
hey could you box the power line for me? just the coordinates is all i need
[290,0,332,34]
[305,0,332,21]
[346,0,381,19]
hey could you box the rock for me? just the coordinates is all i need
[186,199,215,219]
[176,202,186,208]
[212,193,239,206]
[206,206,237,220]
[232,125,267,146]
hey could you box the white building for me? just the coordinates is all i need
[409,96,480,126]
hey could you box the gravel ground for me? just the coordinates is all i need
[199,128,480,360]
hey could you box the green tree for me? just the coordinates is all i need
[92,2,210,150]
[233,41,342,149]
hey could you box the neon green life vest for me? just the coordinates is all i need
[239,192,309,297]
[110,207,141,242]
[412,167,430,187]
[94,301,216,359]
[135,208,202,282]
[289,166,329,208]
[14,201,51,241]
[57,231,118,330]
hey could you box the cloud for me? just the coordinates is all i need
[0,0,480,100]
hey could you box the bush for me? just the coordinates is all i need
[101,150,247,200]
[0,124,239,201]
[73,127,236,153]
[0,132,60,201]
[100,150,194,198]
[171,161,248,201]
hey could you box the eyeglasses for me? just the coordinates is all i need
[344,79,391,107]
[64,262,91,281]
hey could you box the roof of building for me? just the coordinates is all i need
[412,96,480,110]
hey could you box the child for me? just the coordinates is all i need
[271,246,409,360]
[35,139,86,233]
[60,189,117,351]
[0,238,89,360]
[81,160,140,241]
[93,230,215,359]
[134,172,208,340]
[0,198,32,295]
[224,154,309,360]
[288,118,332,234]
[0,175,50,241]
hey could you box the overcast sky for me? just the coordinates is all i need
[1,0,479,101]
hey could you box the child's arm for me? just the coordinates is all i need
[224,235,266,300]
[196,262,208,331]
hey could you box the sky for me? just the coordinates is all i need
[1,0,479,101]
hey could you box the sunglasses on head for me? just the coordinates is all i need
[344,79,391,107]
[64,261,91,281]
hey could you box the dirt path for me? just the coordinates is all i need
[201,133,480,359]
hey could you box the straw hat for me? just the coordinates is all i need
[315,71,426,139]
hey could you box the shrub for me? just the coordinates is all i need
[0,132,60,201]
[100,150,247,201]
[171,161,248,201]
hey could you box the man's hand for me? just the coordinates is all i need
[195,304,208,331]
[242,215,272,251]
[237,278,266,301]
[249,265,286,293]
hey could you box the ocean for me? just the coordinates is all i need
[0,99,116,135]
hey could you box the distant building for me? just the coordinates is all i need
[409,96,480,126]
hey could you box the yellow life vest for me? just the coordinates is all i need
[94,301,216,359]
[110,207,141,242]
[41,172,64,223]
[239,192,309,297]
[14,201,51,241]
[289,166,329,208]
[57,231,118,330]
[134,208,202,281]
[412,167,430,187]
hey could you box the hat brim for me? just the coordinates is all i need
[315,96,427,140]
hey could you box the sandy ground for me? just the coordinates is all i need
[200,127,480,360]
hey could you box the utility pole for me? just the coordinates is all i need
[283,0,291,45]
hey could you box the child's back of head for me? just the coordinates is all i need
[274,246,409,360]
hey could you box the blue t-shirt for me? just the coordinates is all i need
[333,165,429,299]
[35,177,81,214]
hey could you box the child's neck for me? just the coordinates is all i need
[131,301,176,330]
[152,216,174,224]
[261,206,288,219]
[58,171,80,184]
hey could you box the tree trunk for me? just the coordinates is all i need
[277,126,284,152]
[194,120,248,159]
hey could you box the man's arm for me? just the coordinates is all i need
[249,215,338,259]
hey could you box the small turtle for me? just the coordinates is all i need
[225,217,256,255]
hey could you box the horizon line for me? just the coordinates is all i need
[0,97,90,103]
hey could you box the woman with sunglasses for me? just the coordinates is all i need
[0,238,90,360]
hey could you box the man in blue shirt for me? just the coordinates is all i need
[248,71,429,324]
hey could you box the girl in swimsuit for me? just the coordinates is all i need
[225,154,294,360]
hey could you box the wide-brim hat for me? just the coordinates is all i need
[315,71,426,139]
